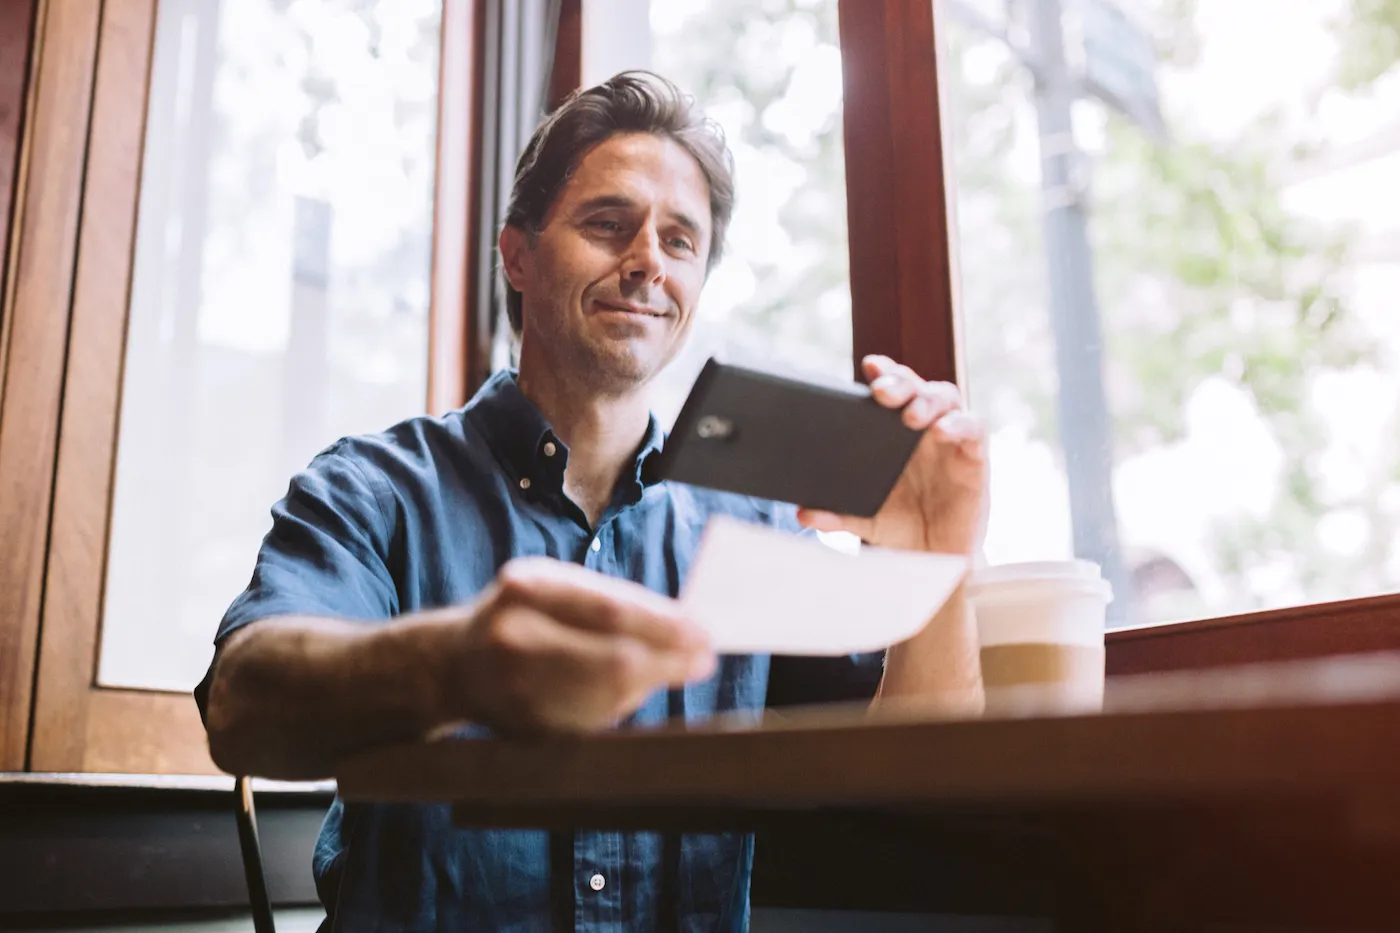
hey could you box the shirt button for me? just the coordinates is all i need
[588,873,605,892]
[589,537,601,553]
[543,441,557,457]
[518,477,531,491]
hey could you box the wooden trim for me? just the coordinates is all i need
[426,0,476,415]
[1107,593,1400,676]
[0,0,38,362]
[836,0,960,385]
[546,0,581,112]
[0,0,101,772]
[27,0,176,773]
[463,0,493,396]
[78,691,215,775]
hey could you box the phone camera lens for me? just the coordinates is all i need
[696,415,734,440]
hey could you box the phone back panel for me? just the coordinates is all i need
[655,359,922,517]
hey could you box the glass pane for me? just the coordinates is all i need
[938,0,1400,625]
[639,0,852,426]
[98,0,442,691]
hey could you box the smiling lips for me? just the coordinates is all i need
[592,299,667,318]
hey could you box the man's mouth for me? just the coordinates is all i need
[593,300,666,318]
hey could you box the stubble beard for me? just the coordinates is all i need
[530,313,663,401]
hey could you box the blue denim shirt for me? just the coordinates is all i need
[196,370,881,933]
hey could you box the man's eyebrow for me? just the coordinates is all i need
[574,194,636,214]
[668,210,705,239]
[573,195,706,239]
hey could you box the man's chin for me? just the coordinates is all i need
[575,340,664,393]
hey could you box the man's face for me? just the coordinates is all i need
[501,132,713,392]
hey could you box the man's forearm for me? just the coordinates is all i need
[875,584,984,715]
[204,613,457,781]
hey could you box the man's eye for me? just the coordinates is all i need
[668,237,696,253]
[588,219,622,233]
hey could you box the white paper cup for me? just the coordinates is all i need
[968,560,1112,716]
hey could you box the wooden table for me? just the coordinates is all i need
[338,652,1400,931]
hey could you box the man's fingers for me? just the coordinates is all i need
[870,372,921,409]
[547,625,714,708]
[488,609,715,732]
[934,409,984,446]
[796,507,874,540]
[902,383,962,430]
[861,354,895,382]
[495,558,709,652]
[864,356,965,431]
[865,357,924,407]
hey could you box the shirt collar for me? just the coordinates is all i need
[467,369,667,498]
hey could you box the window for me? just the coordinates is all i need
[99,0,443,692]
[939,0,1400,626]
[5,0,465,773]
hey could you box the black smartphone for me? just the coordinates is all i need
[654,358,922,517]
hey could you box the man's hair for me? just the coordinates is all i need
[502,71,735,335]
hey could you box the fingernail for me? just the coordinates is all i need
[939,410,977,439]
[871,375,898,393]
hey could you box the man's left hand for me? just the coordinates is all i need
[797,355,987,556]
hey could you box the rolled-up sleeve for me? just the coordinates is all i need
[194,444,398,722]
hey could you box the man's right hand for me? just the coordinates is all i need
[204,557,714,779]
[444,558,717,733]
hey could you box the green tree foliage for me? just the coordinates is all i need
[1333,0,1400,87]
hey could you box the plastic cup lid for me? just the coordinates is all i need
[968,559,1113,603]
[970,560,1103,585]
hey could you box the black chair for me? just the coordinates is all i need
[235,775,277,933]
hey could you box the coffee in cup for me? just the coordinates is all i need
[967,560,1112,716]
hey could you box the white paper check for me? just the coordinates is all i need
[680,516,970,655]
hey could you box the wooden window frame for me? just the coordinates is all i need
[1,0,482,774]
[0,0,103,772]
[833,0,1400,674]
[0,0,36,768]
[0,0,37,347]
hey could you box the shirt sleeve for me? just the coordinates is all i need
[194,444,399,723]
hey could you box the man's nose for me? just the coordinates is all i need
[621,226,665,286]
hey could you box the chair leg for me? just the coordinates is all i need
[235,775,278,933]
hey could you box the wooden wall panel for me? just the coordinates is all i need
[0,0,102,772]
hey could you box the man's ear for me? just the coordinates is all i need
[499,225,530,292]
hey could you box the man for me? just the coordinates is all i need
[197,72,986,932]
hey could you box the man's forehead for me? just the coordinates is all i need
[560,134,712,229]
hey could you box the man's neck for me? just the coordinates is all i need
[515,358,652,528]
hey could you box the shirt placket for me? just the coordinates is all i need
[581,515,611,569]
[574,831,625,930]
